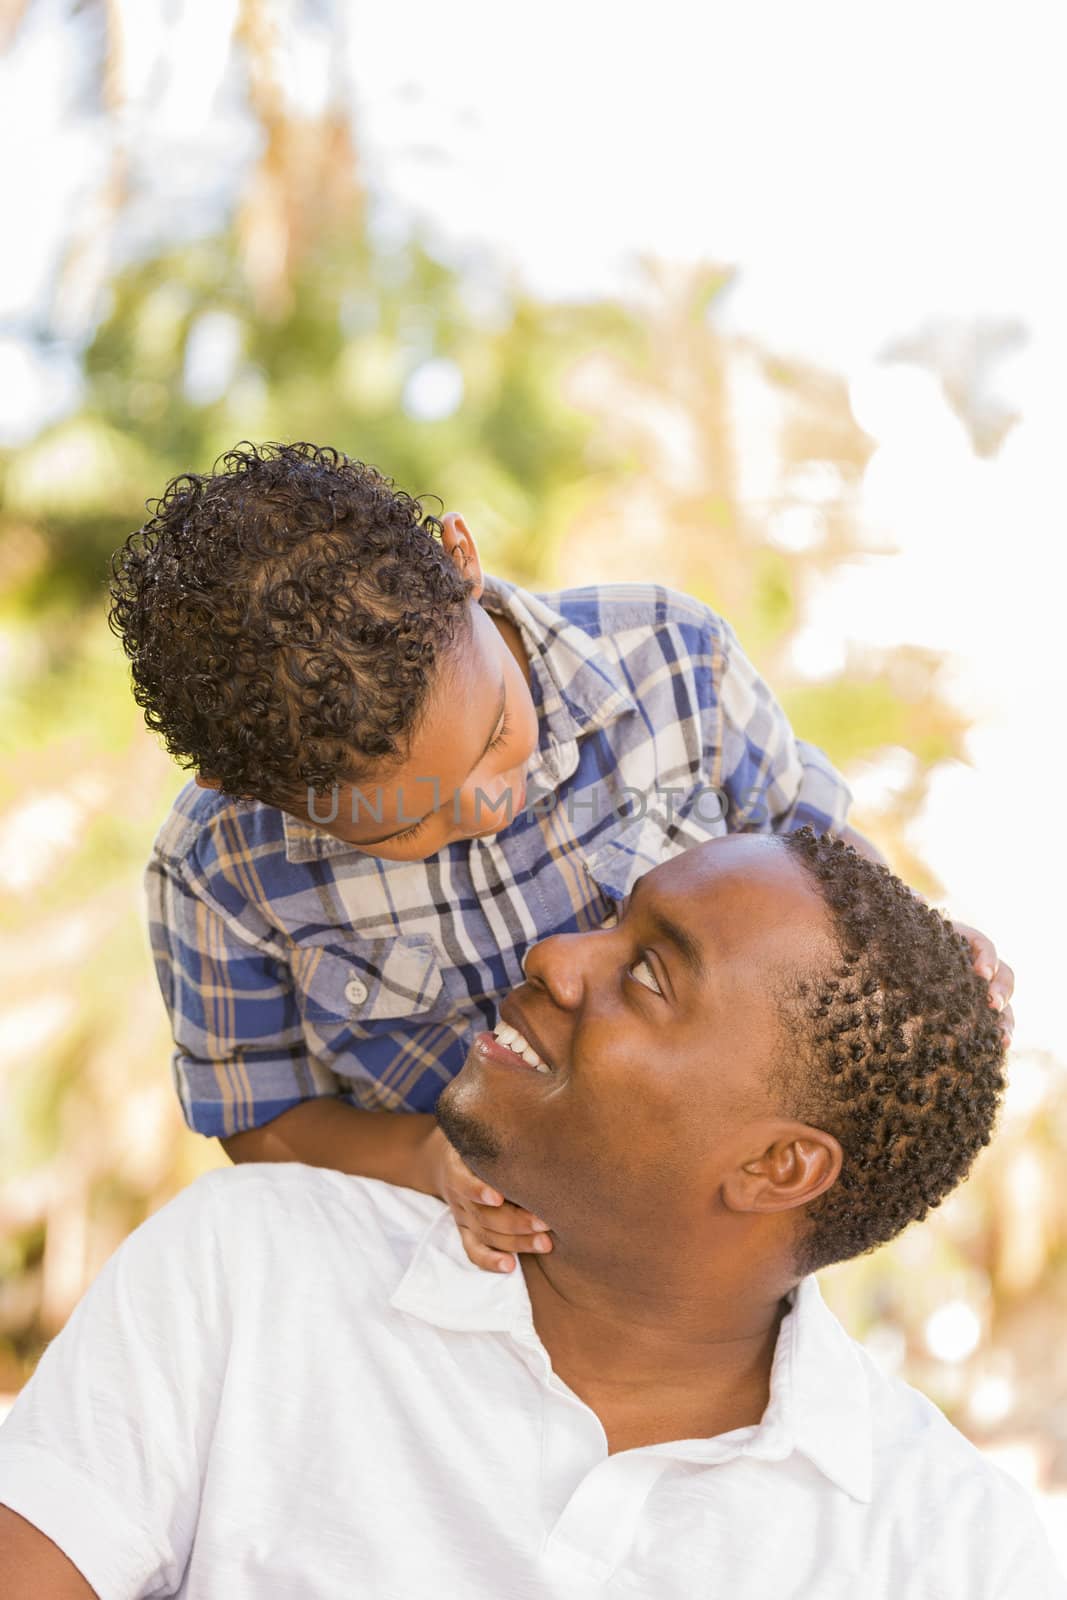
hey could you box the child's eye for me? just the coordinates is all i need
[628,955,663,996]
[389,817,429,846]
[486,709,512,754]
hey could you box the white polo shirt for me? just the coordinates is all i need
[0,1165,1061,1599]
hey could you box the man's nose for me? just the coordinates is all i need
[521,930,599,1008]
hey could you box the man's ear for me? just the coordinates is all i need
[439,512,484,601]
[194,774,221,790]
[722,1126,843,1215]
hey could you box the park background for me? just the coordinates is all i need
[1,0,1065,1568]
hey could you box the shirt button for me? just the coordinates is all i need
[344,975,369,1007]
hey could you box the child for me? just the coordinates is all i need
[109,441,1013,1273]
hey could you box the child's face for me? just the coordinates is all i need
[283,516,541,861]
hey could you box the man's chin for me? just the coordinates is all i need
[434,1076,505,1169]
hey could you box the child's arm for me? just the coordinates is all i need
[220,1100,438,1190]
[220,1101,553,1273]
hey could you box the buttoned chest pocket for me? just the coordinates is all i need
[582,782,729,910]
[292,933,452,1046]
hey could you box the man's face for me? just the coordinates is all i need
[282,600,540,861]
[435,834,838,1241]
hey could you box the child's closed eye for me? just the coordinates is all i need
[486,710,512,753]
[389,817,431,845]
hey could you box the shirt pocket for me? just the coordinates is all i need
[291,933,452,1048]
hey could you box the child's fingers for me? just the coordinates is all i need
[438,1140,504,1207]
[443,1177,554,1274]
[469,1185,550,1234]
[470,1216,554,1257]
[457,1196,553,1253]
[957,922,997,981]
[988,961,1014,1010]
[455,1220,553,1275]
[457,1228,519,1274]
[446,1150,552,1232]
[452,1170,550,1234]
[472,1199,551,1234]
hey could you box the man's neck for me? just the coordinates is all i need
[519,1250,794,1452]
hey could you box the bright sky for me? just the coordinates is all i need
[2,0,1063,1060]
[341,0,1067,372]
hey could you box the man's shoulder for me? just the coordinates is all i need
[861,1346,1047,1524]
[839,1341,1064,1592]
[179,1162,445,1241]
[149,778,287,874]
[143,1164,445,1292]
[533,579,721,646]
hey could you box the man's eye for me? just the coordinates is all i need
[628,955,662,996]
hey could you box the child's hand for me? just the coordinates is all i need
[420,1125,553,1273]
[952,921,1015,1046]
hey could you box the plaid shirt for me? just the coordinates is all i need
[146,576,852,1137]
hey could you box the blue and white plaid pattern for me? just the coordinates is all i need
[145,576,853,1136]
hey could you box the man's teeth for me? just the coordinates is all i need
[492,1021,551,1073]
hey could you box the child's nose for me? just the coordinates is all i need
[461,774,524,834]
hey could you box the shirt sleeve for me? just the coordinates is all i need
[0,1177,229,1600]
[145,855,342,1138]
[713,616,853,836]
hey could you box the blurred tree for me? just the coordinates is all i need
[551,256,969,890]
[0,0,30,51]
[882,315,1027,459]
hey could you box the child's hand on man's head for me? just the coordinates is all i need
[420,1125,553,1274]
[952,921,1015,1046]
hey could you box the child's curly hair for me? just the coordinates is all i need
[107,441,477,807]
[778,829,1007,1275]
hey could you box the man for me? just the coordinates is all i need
[0,830,1056,1598]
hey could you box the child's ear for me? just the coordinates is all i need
[440,512,484,599]
[194,774,221,790]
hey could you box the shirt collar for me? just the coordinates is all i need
[281,573,637,864]
[478,572,637,790]
[391,1205,872,1504]
[749,1272,874,1503]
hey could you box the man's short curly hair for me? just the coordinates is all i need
[776,829,1007,1277]
[107,441,478,807]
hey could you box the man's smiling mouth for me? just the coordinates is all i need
[490,1020,552,1074]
